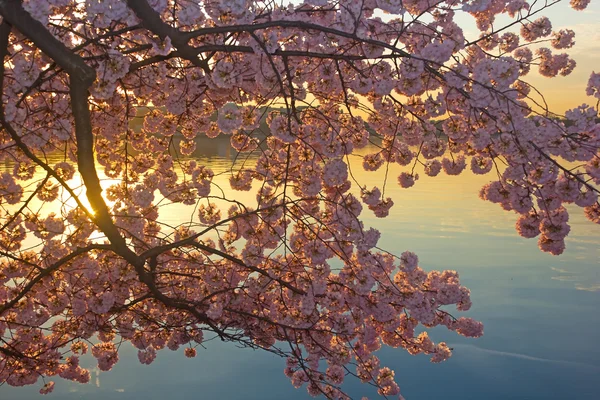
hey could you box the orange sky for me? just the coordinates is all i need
[460,1,600,115]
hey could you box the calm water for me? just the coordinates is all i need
[2,138,599,399]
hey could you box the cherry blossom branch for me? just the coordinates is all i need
[529,141,600,194]
[0,4,220,334]
[0,175,49,232]
[126,0,210,72]
[140,199,302,258]
[0,244,112,316]
[0,21,93,220]
[466,0,562,46]
[189,241,305,295]
[0,0,95,84]
[0,344,25,359]
[0,5,140,265]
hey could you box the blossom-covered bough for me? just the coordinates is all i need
[0,0,598,397]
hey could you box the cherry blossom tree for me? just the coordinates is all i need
[0,0,598,398]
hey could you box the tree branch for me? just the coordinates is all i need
[0,0,95,85]
[126,0,209,71]
[0,244,113,316]
[0,3,161,313]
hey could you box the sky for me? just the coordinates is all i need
[365,0,600,114]
[457,0,600,114]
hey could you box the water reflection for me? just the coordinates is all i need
[1,138,599,399]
